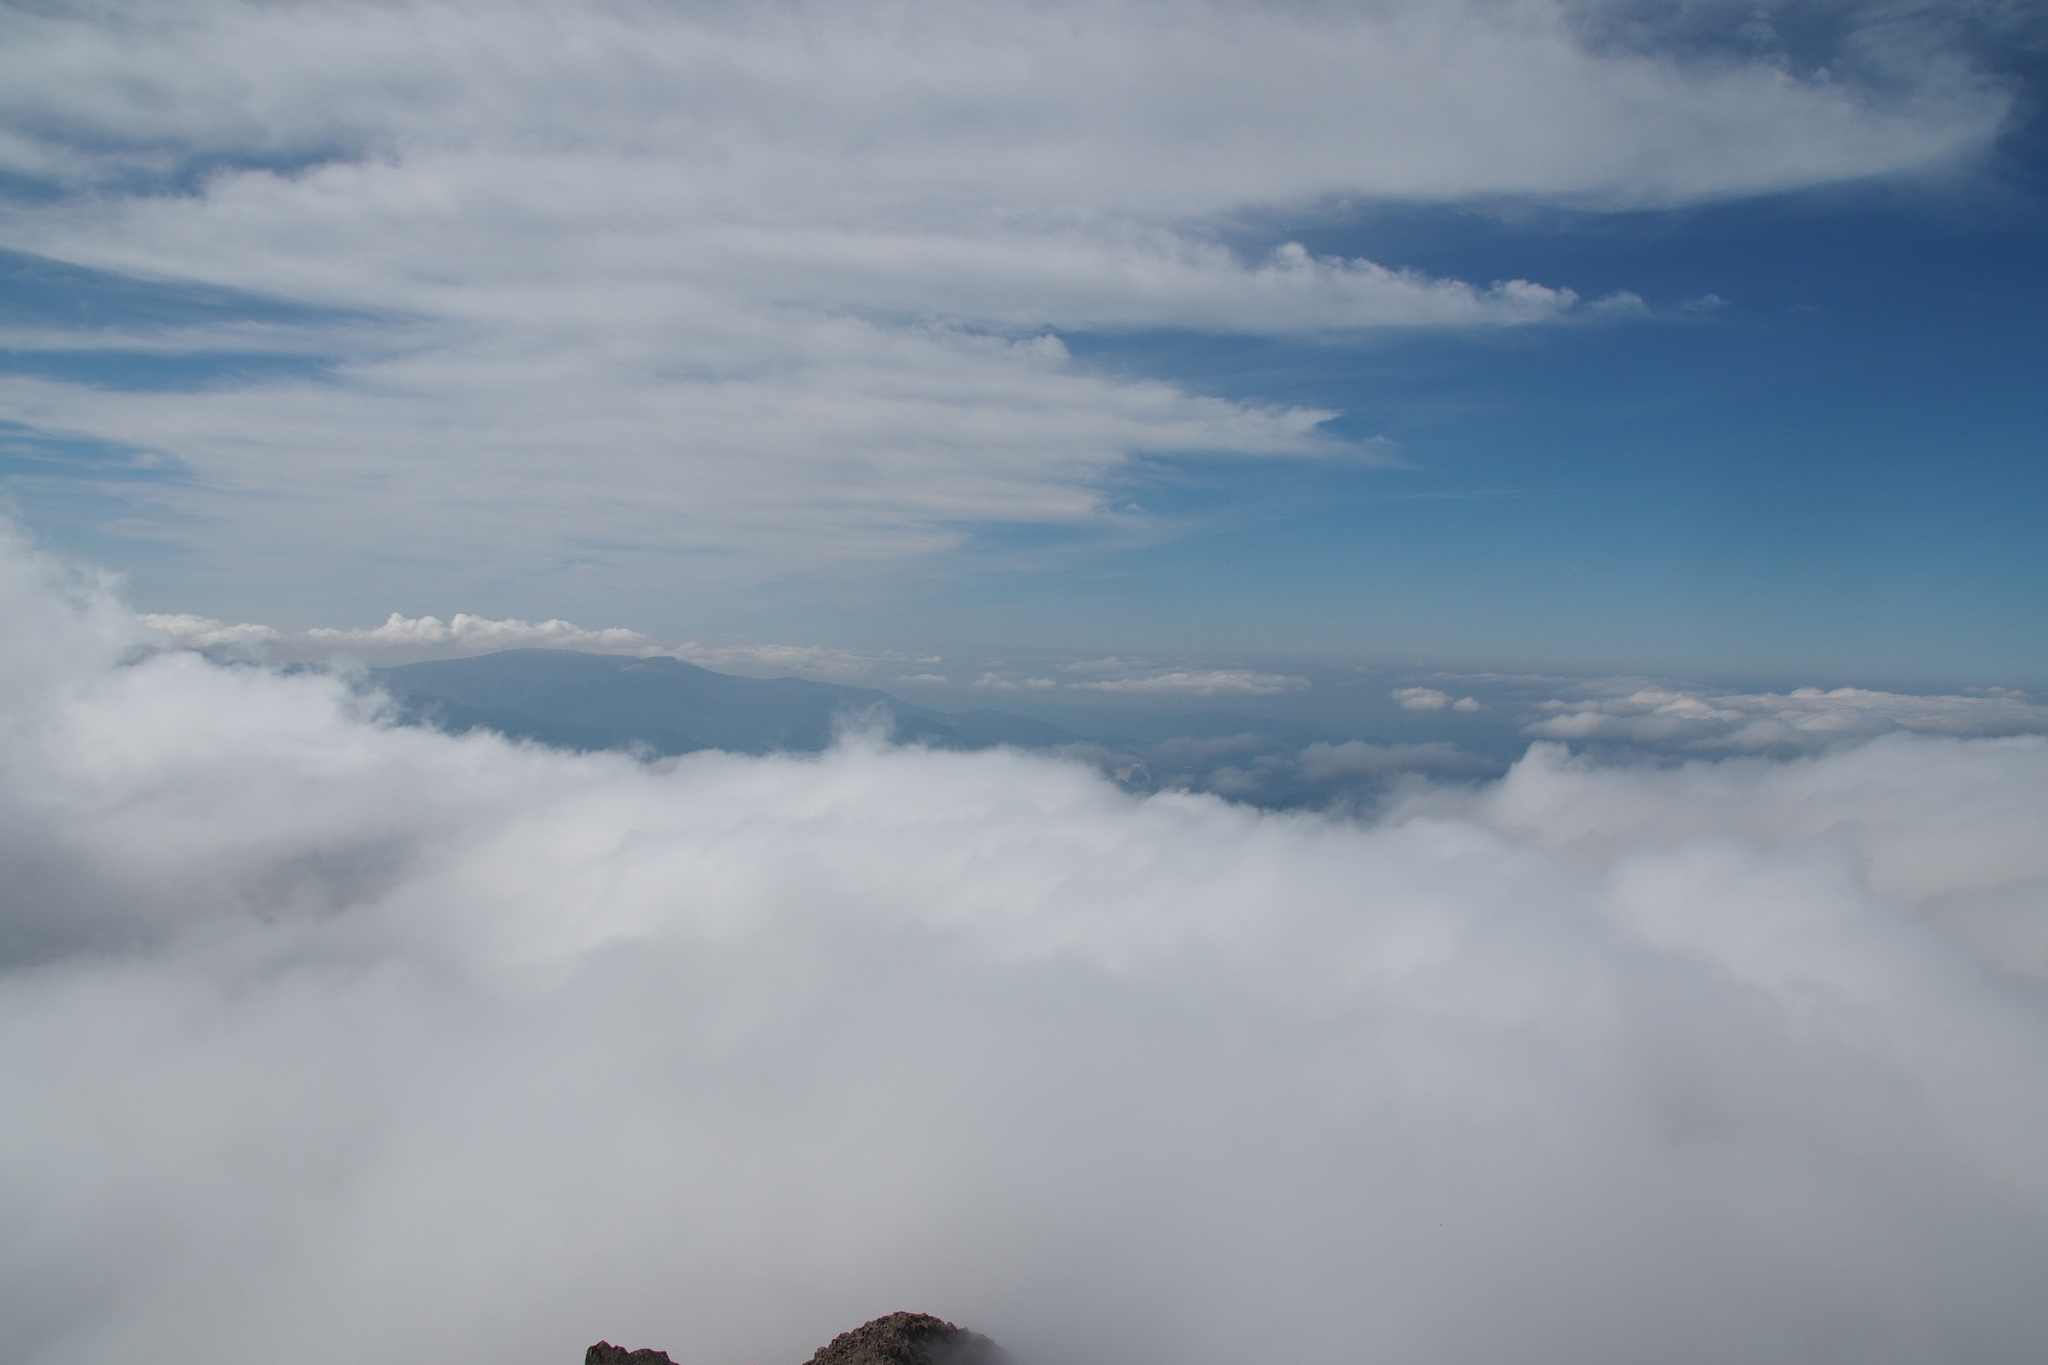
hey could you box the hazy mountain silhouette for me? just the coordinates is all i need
[373,649,1082,756]
[368,649,1468,808]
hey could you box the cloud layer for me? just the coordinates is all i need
[1527,682,2048,749]
[6,536,2048,1365]
[0,0,2013,601]
[142,610,656,658]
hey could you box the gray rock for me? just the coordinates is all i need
[806,1314,1005,1365]
[587,1343,678,1365]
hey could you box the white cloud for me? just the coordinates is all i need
[140,613,279,652]
[1526,684,2048,749]
[973,672,1060,691]
[1394,686,1451,710]
[0,0,2011,598]
[0,332,1341,605]
[0,319,388,356]
[307,612,651,654]
[1052,657,1316,695]
[1075,670,1309,696]
[0,2,1999,219]
[1050,657,1309,696]
[136,610,656,663]
[4,532,2048,1365]
[663,642,890,680]
[138,608,924,678]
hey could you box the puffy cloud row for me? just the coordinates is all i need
[137,612,281,652]
[306,613,652,653]
[0,0,2013,601]
[140,607,940,681]
[142,610,655,662]
[137,607,1297,694]
[6,533,2048,1365]
[1527,683,2048,749]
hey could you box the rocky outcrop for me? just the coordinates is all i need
[806,1314,1005,1365]
[585,1311,1002,1365]
[587,1344,678,1365]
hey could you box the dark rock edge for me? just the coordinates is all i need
[589,1310,1004,1365]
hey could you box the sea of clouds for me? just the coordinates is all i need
[6,532,2048,1365]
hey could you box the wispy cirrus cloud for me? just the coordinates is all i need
[0,0,2012,609]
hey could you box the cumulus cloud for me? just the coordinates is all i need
[6,534,2048,1365]
[0,0,2013,601]
[1527,683,2048,749]
[140,607,949,680]
[138,610,655,663]
[1393,685,1483,711]
[308,612,652,653]
[139,612,280,652]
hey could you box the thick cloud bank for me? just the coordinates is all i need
[4,536,2048,1365]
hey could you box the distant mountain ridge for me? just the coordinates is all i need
[373,649,1087,757]
[367,648,1469,809]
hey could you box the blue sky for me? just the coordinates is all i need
[980,187,2048,686]
[1,0,2043,696]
